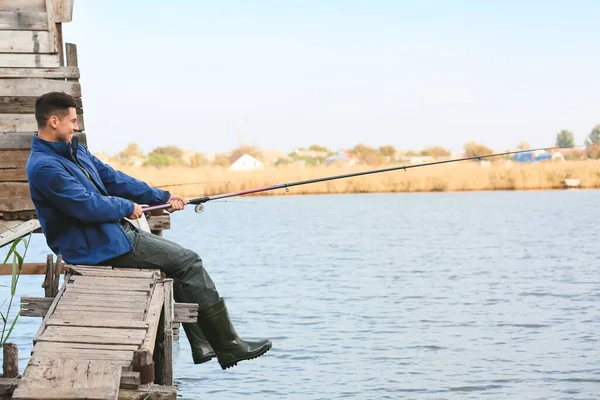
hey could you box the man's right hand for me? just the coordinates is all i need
[128,203,143,219]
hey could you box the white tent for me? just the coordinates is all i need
[228,154,264,171]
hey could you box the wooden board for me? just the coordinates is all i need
[0,53,60,68]
[0,131,87,150]
[38,326,146,345]
[0,11,48,30]
[69,267,158,279]
[0,167,27,181]
[0,150,29,168]
[0,0,46,11]
[140,283,164,354]
[0,79,81,97]
[0,262,46,275]
[147,214,171,231]
[0,196,34,212]
[0,30,53,52]
[31,342,139,352]
[46,317,149,329]
[0,67,80,79]
[0,219,39,247]
[12,357,122,400]
[53,0,74,23]
[0,113,84,132]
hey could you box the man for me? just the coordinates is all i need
[26,91,271,370]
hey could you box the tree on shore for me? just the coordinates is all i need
[421,146,450,158]
[145,146,184,167]
[555,130,575,148]
[585,125,600,159]
[463,141,493,157]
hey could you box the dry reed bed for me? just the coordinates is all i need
[115,160,600,198]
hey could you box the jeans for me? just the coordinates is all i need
[101,221,220,310]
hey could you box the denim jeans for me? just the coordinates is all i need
[101,221,220,310]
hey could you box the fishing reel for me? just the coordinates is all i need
[194,204,204,214]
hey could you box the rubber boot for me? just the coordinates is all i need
[198,298,272,370]
[182,322,216,364]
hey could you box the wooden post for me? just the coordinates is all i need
[132,349,154,384]
[41,254,60,298]
[41,254,54,298]
[150,209,164,237]
[65,43,78,67]
[52,255,62,297]
[162,279,174,386]
[3,343,18,378]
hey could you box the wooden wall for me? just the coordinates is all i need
[0,0,85,220]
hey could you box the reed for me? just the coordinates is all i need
[114,160,600,198]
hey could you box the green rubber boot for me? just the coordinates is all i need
[198,298,272,370]
[182,322,216,364]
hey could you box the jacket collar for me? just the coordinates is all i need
[31,134,79,160]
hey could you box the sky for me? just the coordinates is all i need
[62,0,600,156]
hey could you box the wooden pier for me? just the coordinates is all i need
[12,263,197,399]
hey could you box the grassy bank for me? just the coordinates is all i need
[114,160,600,198]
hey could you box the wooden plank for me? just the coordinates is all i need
[0,53,60,68]
[140,282,164,355]
[162,279,174,386]
[0,11,48,30]
[0,114,36,132]
[0,95,81,111]
[46,317,149,329]
[31,348,135,361]
[61,291,149,300]
[0,262,47,275]
[56,302,148,313]
[38,325,146,345]
[51,310,145,320]
[32,342,139,352]
[20,296,53,317]
[0,30,53,52]
[173,302,198,324]
[0,131,86,150]
[0,150,29,168]
[0,167,27,181]
[13,357,121,400]
[0,197,34,212]
[0,218,39,247]
[0,0,46,11]
[0,78,81,96]
[0,180,29,195]
[61,286,150,295]
[68,276,154,288]
[53,0,74,22]
[69,267,157,279]
[65,42,77,67]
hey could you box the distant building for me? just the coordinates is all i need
[229,154,264,171]
[513,150,552,163]
[325,151,358,166]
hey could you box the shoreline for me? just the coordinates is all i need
[112,160,600,198]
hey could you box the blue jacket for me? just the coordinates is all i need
[26,135,170,265]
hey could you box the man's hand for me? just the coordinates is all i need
[167,194,187,213]
[129,203,143,219]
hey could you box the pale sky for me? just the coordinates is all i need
[62,0,600,156]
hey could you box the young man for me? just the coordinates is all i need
[26,91,271,370]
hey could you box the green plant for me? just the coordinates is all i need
[1,233,32,346]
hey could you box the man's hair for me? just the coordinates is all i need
[34,92,78,128]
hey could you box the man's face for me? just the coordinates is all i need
[49,107,78,142]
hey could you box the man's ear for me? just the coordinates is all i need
[49,115,58,128]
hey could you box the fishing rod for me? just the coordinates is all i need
[141,145,581,214]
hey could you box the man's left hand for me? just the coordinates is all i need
[167,194,187,213]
